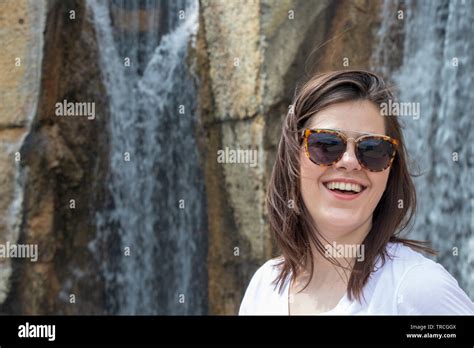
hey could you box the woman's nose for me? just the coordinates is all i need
[334,140,362,171]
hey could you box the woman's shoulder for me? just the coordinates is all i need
[259,256,285,274]
[244,256,285,292]
[238,256,287,315]
[385,241,433,265]
[382,242,474,314]
[383,242,461,290]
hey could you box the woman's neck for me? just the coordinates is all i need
[308,217,372,274]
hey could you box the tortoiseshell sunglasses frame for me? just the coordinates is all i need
[302,128,399,172]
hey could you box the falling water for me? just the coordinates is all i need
[87,0,207,314]
[374,0,474,297]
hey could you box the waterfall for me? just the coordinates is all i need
[87,0,207,314]
[374,0,474,296]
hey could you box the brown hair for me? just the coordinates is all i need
[267,70,434,302]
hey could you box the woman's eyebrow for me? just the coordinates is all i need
[305,127,386,137]
[330,128,381,136]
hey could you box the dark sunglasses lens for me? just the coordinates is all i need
[307,132,345,165]
[357,138,395,171]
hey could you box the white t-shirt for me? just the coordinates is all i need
[239,242,474,315]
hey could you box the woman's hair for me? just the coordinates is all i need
[266,70,434,302]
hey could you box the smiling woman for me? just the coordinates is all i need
[239,70,474,315]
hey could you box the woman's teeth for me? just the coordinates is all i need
[325,182,363,193]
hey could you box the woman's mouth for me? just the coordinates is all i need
[323,181,367,200]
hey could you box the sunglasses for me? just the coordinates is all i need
[302,128,399,172]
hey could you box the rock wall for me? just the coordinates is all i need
[0,0,46,306]
[0,0,109,314]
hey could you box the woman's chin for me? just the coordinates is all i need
[315,211,367,235]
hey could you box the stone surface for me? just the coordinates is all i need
[0,0,46,127]
[0,0,46,305]
[0,0,109,314]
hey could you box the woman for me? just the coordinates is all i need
[239,70,474,315]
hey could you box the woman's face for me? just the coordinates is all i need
[300,100,391,241]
